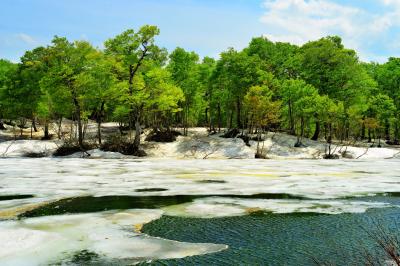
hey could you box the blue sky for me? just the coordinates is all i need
[1,0,400,62]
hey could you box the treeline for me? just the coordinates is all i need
[0,25,399,154]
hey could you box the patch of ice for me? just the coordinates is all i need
[0,209,227,265]
[2,158,400,202]
[163,197,393,218]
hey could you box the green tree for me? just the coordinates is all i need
[375,58,400,142]
[0,60,17,129]
[143,67,184,130]
[298,36,376,140]
[212,49,268,129]
[198,57,216,131]
[74,50,118,144]
[366,94,396,146]
[105,25,161,150]
[167,47,200,135]
[246,37,299,79]
[40,37,96,147]
[244,85,281,157]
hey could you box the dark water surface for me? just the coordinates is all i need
[20,193,308,218]
[39,195,400,266]
[141,206,400,265]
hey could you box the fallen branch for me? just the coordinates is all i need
[1,140,15,157]
[356,146,369,159]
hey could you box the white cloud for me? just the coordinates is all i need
[260,0,400,62]
[381,0,400,7]
[15,33,39,45]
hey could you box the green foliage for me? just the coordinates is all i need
[298,36,375,105]
[375,58,400,108]
[367,94,396,127]
[143,67,184,128]
[167,47,200,127]
[244,85,281,128]
[246,37,299,79]
[2,25,400,146]
[104,26,160,68]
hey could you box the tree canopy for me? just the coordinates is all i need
[1,27,399,152]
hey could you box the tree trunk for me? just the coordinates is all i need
[205,107,208,128]
[128,65,135,136]
[236,97,242,129]
[97,121,102,145]
[77,111,83,147]
[97,102,105,145]
[57,117,63,139]
[361,120,366,140]
[217,103,221,132]
[288,99,295,135]
[249,114,254,134]
[74,98,83,148]
[295,117,305,147]
[134,119,141,150]
[300,117,305,141]
[385,119,390,141]
[368,128,372,143]
[13,125,16,140]
[326,123,333,156]
[378,129,382,147]
[44,123,49,140]
[256,127,262,156]
[32,117,38,132]
[311,121,320,141]
[209,107,214,132]
[184,105,189,136]
[209,107,214,133]
[229,109,233,129]
[208,90,214,132]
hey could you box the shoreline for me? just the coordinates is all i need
[0,126,399,160]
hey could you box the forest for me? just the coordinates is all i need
[0,25,399,156]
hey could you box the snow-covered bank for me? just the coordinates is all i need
[0,140,60,158]
[0,127,399,159]
[145,128,400,160]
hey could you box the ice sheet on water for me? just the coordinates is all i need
[1,158,400,264]
[0,209,227,266]
[1,158,400,201]
[163,197,393,218]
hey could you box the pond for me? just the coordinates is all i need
[1,158,400,265]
